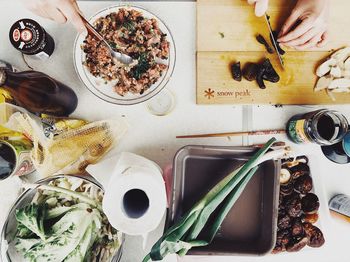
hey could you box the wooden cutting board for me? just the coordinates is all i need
[196,0,350,105]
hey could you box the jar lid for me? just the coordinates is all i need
[9,19,45,55]
[342,131,350,157]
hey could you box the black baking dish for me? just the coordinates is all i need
[168,145,280,256]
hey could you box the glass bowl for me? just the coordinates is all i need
[0,175,124,262]
[73,5,176,105]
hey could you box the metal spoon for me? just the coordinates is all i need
[79,14,134,65]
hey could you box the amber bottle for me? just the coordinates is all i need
[0,69,78,116]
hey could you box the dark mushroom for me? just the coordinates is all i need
[262,58,280,83]
[280,181,294,196]
[280,168,292,184]
[269,30,286,55]
[279,193,284,206]
[272,244,284,254]
[243,62,258,81]
[256,34,274,54]
[296,156,309,164]
[284,194,302,217]
[301,193,320,214]
[294,175,313,195]
[302,213,319,224]
[290,163,310,179]
[303,223,325,248]
[291,218,304,237]
[231,61,242,81]
[286,236,308,252]
[277,229,291,247]
[256,64,266,89]
[278,213,291,230]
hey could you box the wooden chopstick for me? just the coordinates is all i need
[176,129,286,139]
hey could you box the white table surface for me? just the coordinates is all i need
[0,1,350,262]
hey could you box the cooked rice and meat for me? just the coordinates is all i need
[82,8,170,96]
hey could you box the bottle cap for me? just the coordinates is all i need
[9,19,46,55]
[342,131,350,157]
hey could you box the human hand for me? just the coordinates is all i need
[247,0,269,17]
[278,0,330,50]
[21,0,86,33]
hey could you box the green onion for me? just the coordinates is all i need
[144,138,278,261]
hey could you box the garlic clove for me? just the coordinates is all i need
[314,75,333,92]
[330,65,342,78]
[331,47,350,63]
[328,78,350,89]
[316,58,337,77]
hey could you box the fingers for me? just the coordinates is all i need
[255,0,268,17]
[282,27,321,47]
[278,9,301,38]
[57,0,85,33]
[278,17,314,43]
[317,31,330,47]
[294,32,323,50]
[247,0,268,17]
[45,5,67,24]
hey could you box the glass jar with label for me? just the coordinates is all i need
[329,194,350,223]
[286,109,349,145]
[9,19,55,59]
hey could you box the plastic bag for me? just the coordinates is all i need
[0,103,128,178]
[32,120,127,176]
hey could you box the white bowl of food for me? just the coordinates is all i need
[74,5,176,105]
[0,175,124,262]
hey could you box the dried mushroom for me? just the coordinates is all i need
[273,156,324,254]
[243,62,258,81]
[302,213,319,224]
[276,229,291,247]
[303,223,325,248]
[301,193,320,214]
[290,163,310,179]
[256,34,274,54]
[294,175,313,195]
[269,30,285,55]
[280,168,292,184]
[262,58,280,83]
[285,195,302,218]
[280,182,294,196]
[278,213,291,230]
[231,61,242,82]
[291,218,304,237]
[256,65,266,89]
[286,236,308,252]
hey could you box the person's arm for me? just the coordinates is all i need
[21,0,85,33]
[247,0,269,17]
[277,0,330,50]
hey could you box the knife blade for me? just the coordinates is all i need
[264,14,284,69]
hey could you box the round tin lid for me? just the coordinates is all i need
[9,19,45,54]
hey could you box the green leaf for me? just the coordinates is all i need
[15,203,46,240]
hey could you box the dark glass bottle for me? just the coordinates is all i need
[0,69,78,116]
[286,109,348,145]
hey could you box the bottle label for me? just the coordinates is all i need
[330,195,350,217]
[3,140,35,177]
[288,119,310,144]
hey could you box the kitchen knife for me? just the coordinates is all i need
[264,14,284,69]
